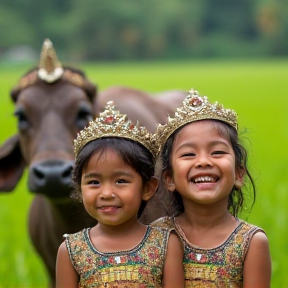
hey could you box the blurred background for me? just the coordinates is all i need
[0,0,287,287]
[1,0,288,62]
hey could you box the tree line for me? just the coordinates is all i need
[0,0,287,61]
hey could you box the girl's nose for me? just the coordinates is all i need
[100,187,115,199]
[195,154,212,168]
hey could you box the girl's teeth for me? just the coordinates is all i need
[194,176,215,183]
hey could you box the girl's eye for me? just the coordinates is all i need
[181,152,196,157]
[212,151,226,155]
[117,179,128,184]
[88,180,100,185]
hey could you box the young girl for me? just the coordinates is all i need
[55,101,184,288]
[153,89,271,288]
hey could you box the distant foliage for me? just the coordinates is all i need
[0,0,287,61]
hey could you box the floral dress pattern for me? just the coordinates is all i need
[64,226,171,288]
[152,217,265,288]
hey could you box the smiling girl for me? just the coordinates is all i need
[55,101,184,288]
[153,89,271,288]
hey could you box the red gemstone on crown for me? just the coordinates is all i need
[190,96,203,107]
[103,116,115,124]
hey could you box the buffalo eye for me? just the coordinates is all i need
[14,107,30,131]
[76,106,93,130]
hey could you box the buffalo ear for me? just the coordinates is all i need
[0,134,25,192]
[85,81,97,104]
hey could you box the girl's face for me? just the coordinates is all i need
[81,148,154,226]
[165,120,242,206]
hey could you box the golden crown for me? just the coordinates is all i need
[38,38,64,83]
[12,38,90,94]
[74,101,157,159]
[156,88,238,153]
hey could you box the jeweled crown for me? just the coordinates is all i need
[74,101,157,159]
[12,38,92,94]
[38,38,64,83]
[156,88,238,153]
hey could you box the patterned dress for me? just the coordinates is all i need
[152,216,264,288]
[64,226,171,288]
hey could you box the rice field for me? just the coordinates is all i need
[0,58,287,287]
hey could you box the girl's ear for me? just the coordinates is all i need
[235,168,245,189]
[163,170,176,192]
[142,176,159,201]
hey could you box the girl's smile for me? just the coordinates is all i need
[97,206,121,213]
[190,174,218,184]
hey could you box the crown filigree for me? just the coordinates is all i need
[156,88,238,153]
[74,101,157,159]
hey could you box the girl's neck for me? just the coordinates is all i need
[179,197,233,228]
[89,218,147,252]
[96,218,145,237]
[176,200,238,248]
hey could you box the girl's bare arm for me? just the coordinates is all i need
[55,241,79,288]
[243,232,271,288]
[162,231,185,288]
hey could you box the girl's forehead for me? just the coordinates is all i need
[83,148,129,174]
[179,119,223,133]
[174,120,231,144]
[89,148,120,163]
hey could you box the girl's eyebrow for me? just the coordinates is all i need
[83,172,100,179]
[174,142,196,153]
[208,140,230,148]
[83,171,133,179]
[175,139,230,152]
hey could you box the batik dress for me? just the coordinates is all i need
[152,217,264,288]
[64,225,171,288]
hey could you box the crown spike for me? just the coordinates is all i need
[38,38,64,83]
[155,88,238,154]
[74,101,157,160]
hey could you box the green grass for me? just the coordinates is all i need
[0,58,287,287]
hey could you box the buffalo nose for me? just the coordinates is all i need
[29,160,74,197]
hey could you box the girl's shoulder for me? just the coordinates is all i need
[63,227,89,241]
[63,227,91,255]
[237,219,266,237]
[236,219,267,254]
[147,225,176,247]
[150,216,176,230]
[62,228,91,272]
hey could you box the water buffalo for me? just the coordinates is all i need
[0,39,186,287]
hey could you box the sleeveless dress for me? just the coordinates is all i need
[152,216,265,288]
[64,225,172,288]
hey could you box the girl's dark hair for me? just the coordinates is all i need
[72,137,155,218]
[159,120,256,218]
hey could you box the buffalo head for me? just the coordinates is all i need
[0,39,96,199]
